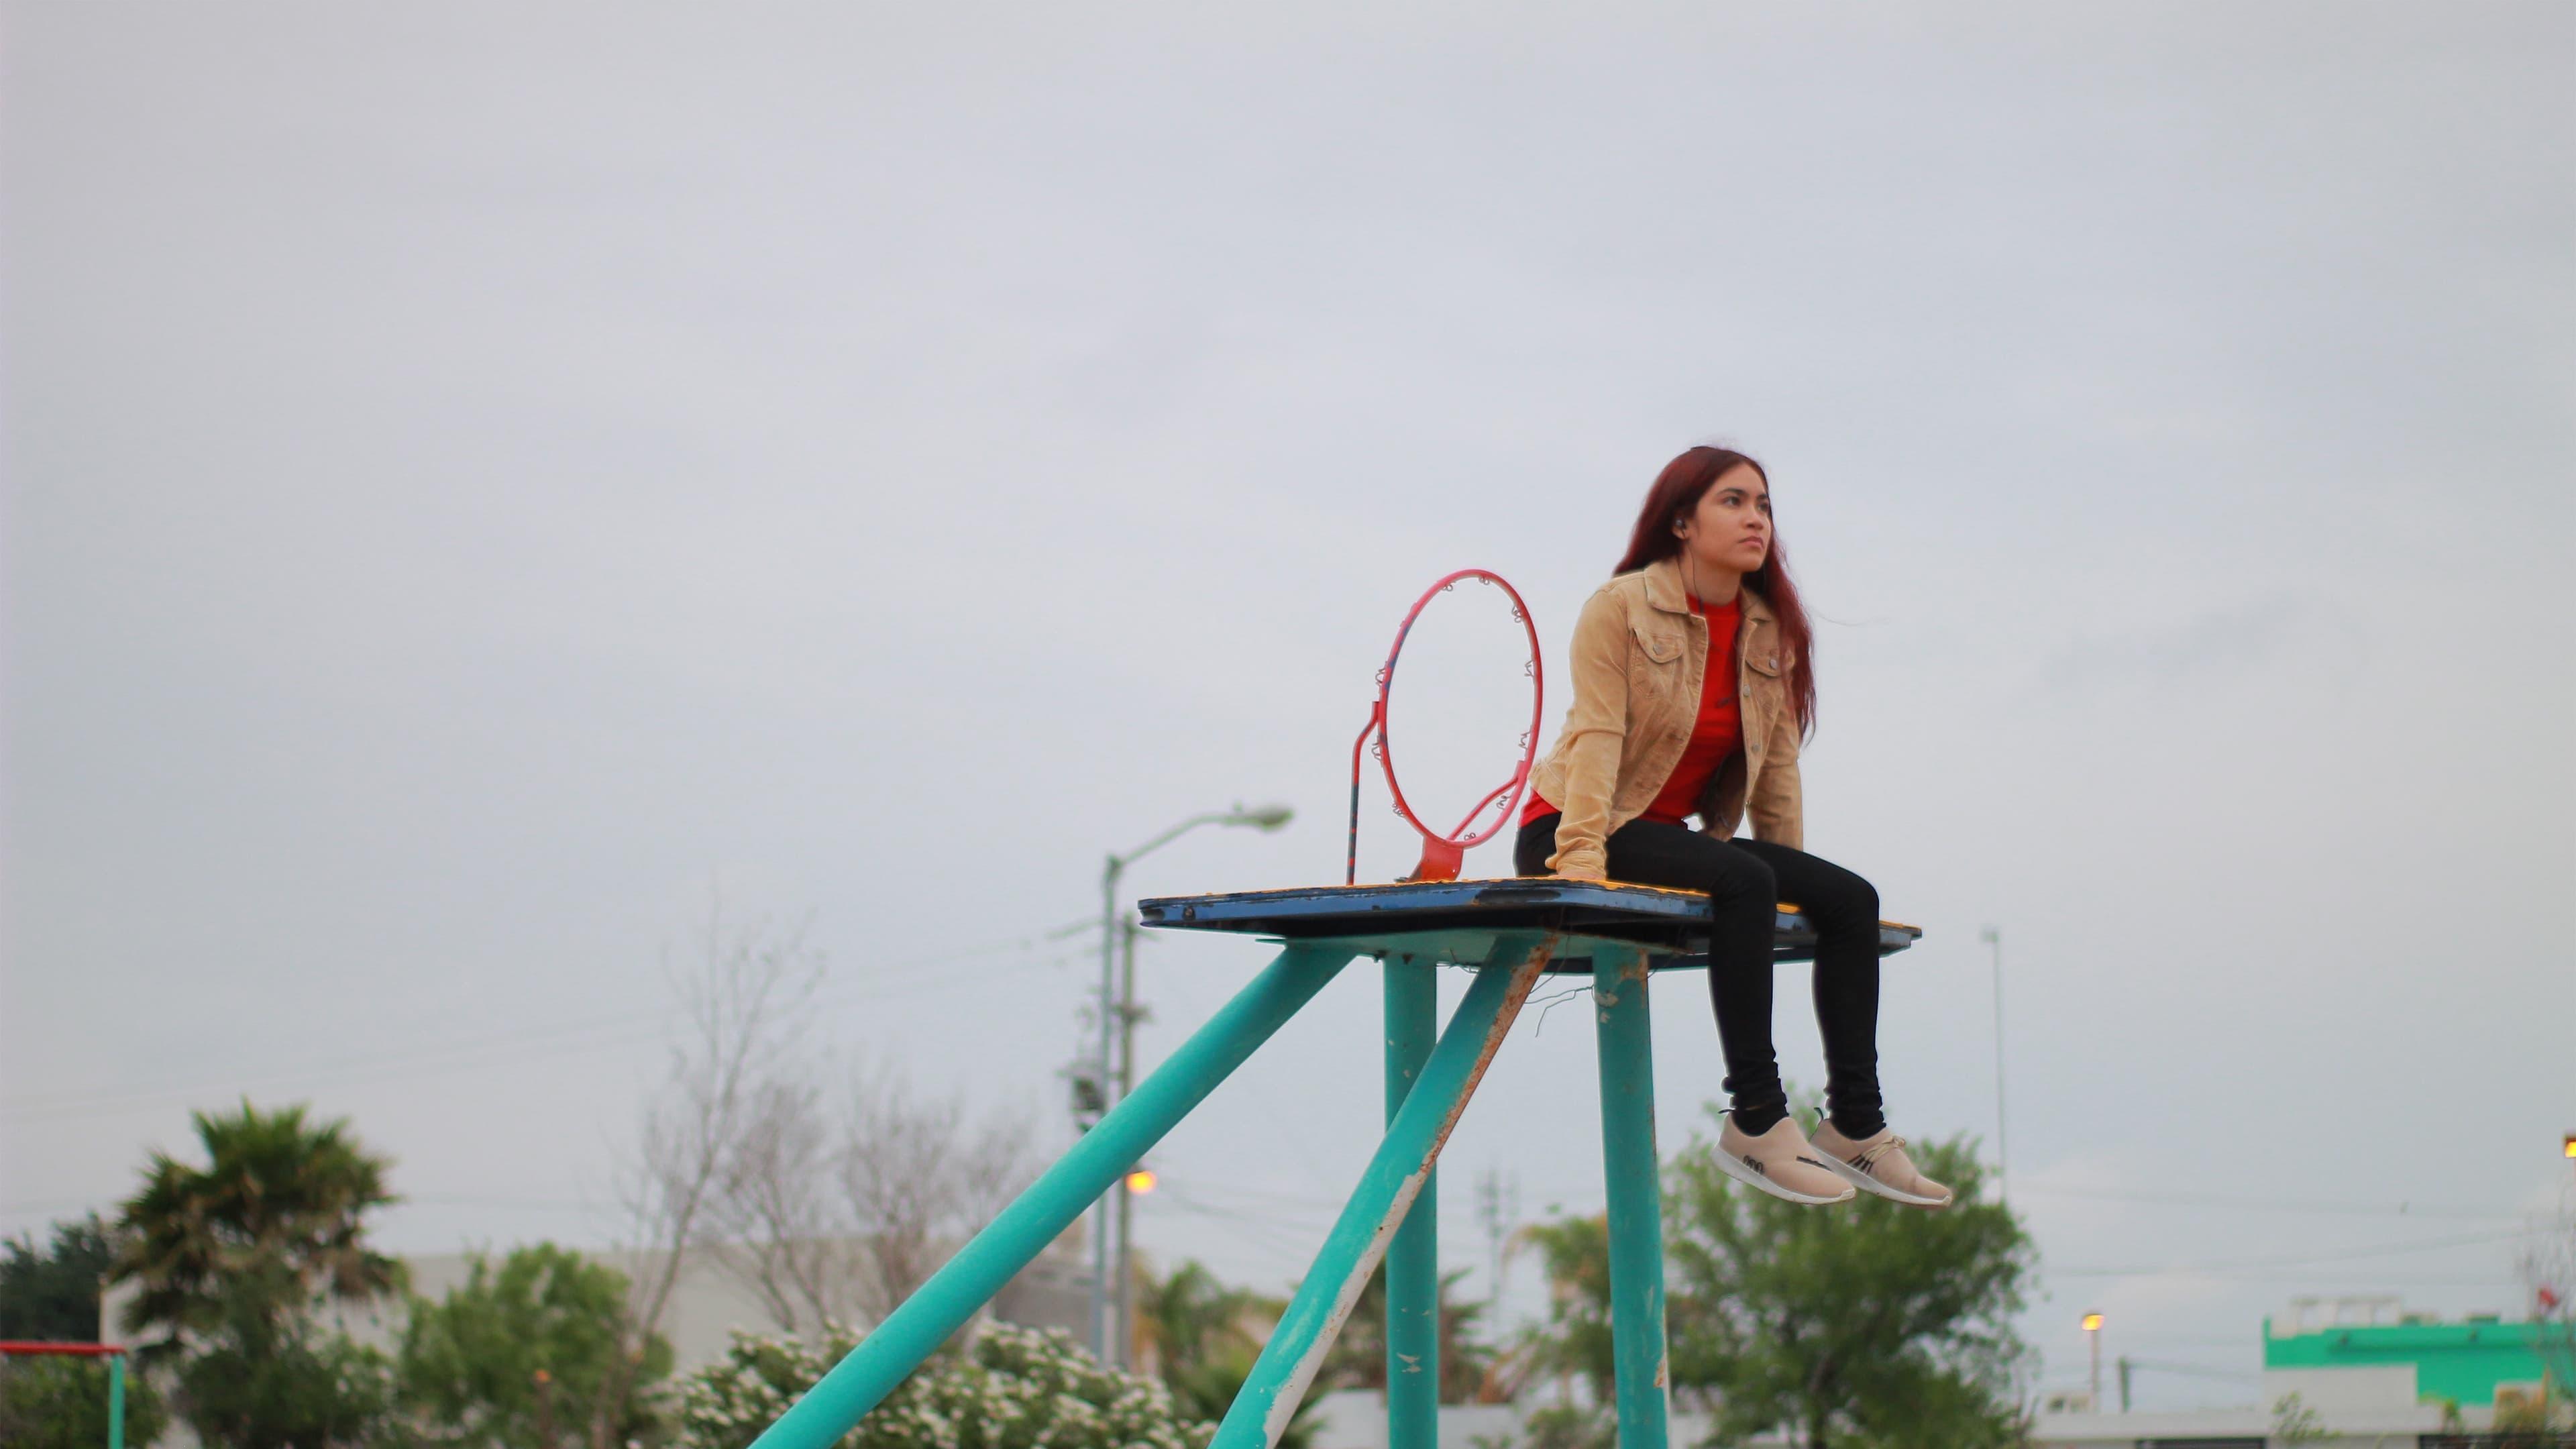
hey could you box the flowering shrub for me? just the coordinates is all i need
[676,1322,1214,1449]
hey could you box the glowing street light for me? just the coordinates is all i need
[2083,1311,2104,1409]
[1094,803,1295,1366]
[1124,1168,1158,1195]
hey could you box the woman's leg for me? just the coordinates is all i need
[1588,819,1793,1136]
[1731,839,1885,1140]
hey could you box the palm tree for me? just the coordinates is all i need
[113,1100,403,1356]
[1133,1259,1324,1449]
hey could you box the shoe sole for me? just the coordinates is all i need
[1711,1144,1856,1205]
[1815,1153,1952,1210]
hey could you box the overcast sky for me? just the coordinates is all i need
[5,1,2571,1414]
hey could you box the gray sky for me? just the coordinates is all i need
[5,1,2570,1413]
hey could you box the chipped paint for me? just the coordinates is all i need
[1395,1354,1423,1374]
[1594,943,1672,1449]
[1223,933,1557,1449]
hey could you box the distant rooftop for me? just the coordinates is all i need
[2263,1296,2563,1409]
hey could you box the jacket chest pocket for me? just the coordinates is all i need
[1628,626,1690,739]
[1629,626,1685,684]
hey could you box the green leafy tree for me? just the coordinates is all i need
[1515,1091,2035,1449]
[674,1322,1210,1449]
[0,1354,168,1449]
[177,1315,396,1449]
[111,1100,407,1448]
[1660,1095,2035,1449]
[1511,1214,1614,1403]
[1,1214,118,1340]
[396,1242,672,1448]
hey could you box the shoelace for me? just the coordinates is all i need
[1852,1135,1909,1173]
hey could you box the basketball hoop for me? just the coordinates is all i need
[1346,570,1544,884]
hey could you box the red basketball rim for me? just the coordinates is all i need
[1346,569,1544,884]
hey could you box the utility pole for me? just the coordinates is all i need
[534,1368,556,1449]
[1114,914,1144,1368]
[1980,925,2008,1201]
[1474,1167,1519,1311]
[2082,1311,2103,1410]
[1087,804,1293,1363]
[2117,1355,2132,1413]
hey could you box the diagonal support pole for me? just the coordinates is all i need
[1211,932,1556,1449]
[1593,943,1670,1449]
[749,944,1358,1449]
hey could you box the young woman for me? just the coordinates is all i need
[1515,445,1951,1210]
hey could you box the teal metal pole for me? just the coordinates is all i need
[1211,933,1554,1449]
[107,1352,125,1449]
[749,944,1357,1449]
[1593,946,1669,1449]
[1382,957,1439,1449]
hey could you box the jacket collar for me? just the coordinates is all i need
[1642,555,1775,624]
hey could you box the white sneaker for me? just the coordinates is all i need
[1808,1120,1955,1210]
[1713,1113,1857,1205]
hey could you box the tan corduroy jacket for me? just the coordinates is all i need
[1524,555,1804,879]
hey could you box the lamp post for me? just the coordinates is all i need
[2082,1312,2104,1411]
[1089,803,1294,1364]
[1980,925,2008,1201]
[1113,914,1142,1366]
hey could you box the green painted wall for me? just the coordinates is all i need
[2263,1318,2561,1407]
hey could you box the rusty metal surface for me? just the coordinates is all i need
[1211,934,1555,1449]
[1138,878,1921,968]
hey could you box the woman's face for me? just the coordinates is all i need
[1678,464,1772,574]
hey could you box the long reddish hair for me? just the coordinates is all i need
[1613,445,1817,739]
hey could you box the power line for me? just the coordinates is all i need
[2050,1224,2538,1278]
[2061,1263,2524,1284]
[1148,1185,1326,1267]
[2015,1183,2519,1222]
[1,918,1100,1123]
[2114,1359,2263,1383]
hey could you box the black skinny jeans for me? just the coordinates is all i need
[1515,814,1885,1139]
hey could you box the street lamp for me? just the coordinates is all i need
[2082,1312,2104,1411]
[1089,803,1294,1364]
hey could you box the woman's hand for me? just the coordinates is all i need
[1554,865,1609,883]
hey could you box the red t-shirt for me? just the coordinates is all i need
[1523,591,1743,829]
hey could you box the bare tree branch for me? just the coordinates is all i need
[703,1069,870,1334]
[599,894,823,1448]
[839,1064,1040,1324]
[606,886,1046,1397]
[2514,1192,2576,1422]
